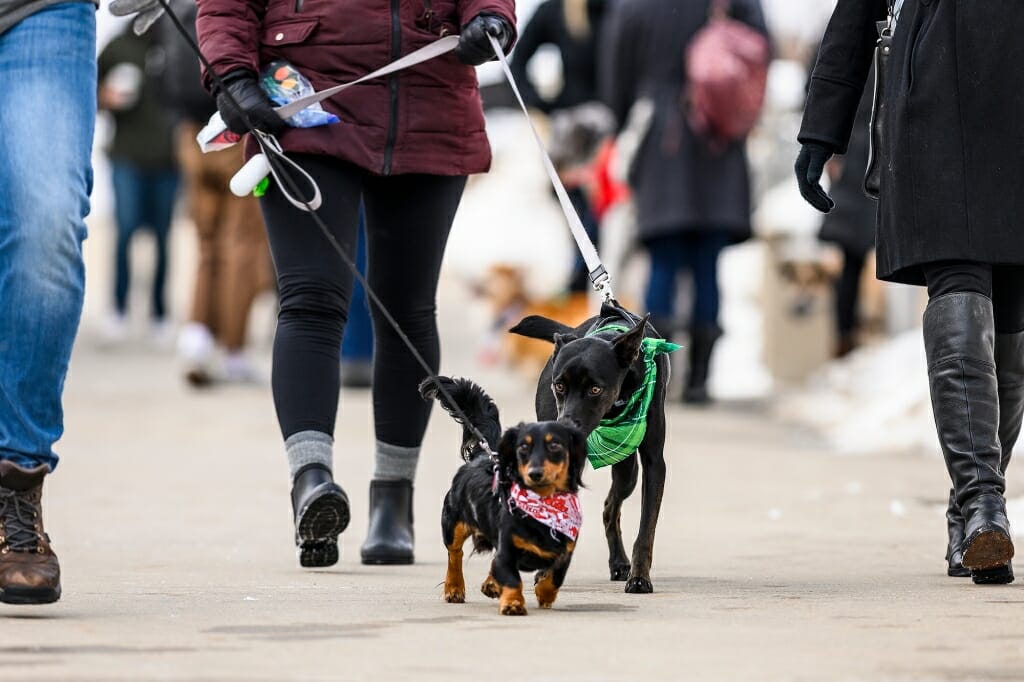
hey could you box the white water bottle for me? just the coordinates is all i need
[230,153,272,197]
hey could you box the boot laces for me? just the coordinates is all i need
[0,489,42,552]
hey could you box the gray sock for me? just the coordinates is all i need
[373,441,420,482]
[286,431,333,479]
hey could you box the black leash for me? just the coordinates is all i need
[156,0,499,458]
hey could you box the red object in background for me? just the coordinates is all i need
[592,139,630,220]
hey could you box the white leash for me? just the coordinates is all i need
[275,35,461,120]
[487,34,613,301]
[226,33,614,299]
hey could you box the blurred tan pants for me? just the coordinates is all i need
[177,122,274,351]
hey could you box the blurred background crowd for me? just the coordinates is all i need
[82,0,936,458]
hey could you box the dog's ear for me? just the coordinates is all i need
[553,332,578,355]
[509,316,575,343]
[498,424,522,483]
[566,427,588,492]
[612,314,648,367]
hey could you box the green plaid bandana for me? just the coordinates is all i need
[584,325,680,469]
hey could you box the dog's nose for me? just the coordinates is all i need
[528,468,545,483]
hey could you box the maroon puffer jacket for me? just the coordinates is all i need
[196,0,516,176]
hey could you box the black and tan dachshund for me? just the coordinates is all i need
[420,376,587,615]
[510,300,669,594]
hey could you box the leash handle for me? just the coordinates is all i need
[488,34,614,301]
[228,37,460,201]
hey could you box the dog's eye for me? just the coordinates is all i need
[553,382,565,394]
[517,443,529,454]
[546,441,564,453]
[590,386,603,395]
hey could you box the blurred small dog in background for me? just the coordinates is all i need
[474,264,593,373]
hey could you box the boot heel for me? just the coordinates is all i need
[961,529,1015,572]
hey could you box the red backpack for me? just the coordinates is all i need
[685,0,770,145]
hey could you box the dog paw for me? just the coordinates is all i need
[444,586,466,603]
[609,564,631,581]
[624,575,654,594]
[500,600,528,616]
[480,576,501,599]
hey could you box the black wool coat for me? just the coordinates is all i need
[800,0,1024,285]
[818,61,876,256]
[600,0,768,243]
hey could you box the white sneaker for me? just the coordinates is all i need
[149,319,176,351]
[222,352,261,384]
[177,322,215,362]
[100,312,129,346]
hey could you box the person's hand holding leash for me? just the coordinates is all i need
[108,0,165,35]
[455,13,513,66]
[215,70,288,136]
[795,142,837,213]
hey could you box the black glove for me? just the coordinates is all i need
[214,70,288,136]
[794,142,836,213]
[455,13,513,66]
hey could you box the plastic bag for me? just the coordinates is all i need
[260,60,339,128]
[197,61,338,153]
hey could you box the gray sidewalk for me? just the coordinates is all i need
[6,230,1024,679]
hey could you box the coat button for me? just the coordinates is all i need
[275,32,285,41]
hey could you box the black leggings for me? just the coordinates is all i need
[260,154,467,446]
[923,261,1024,334]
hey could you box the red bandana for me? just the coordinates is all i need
[507,482,582,541]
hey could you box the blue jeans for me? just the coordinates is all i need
[644,231,729,329]
[110,162,179,320]
[0,4,96,471]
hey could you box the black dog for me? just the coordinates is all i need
[510,300,670,594]
[420,376,587,615]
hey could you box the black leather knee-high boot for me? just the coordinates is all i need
[925,293,1014,576]
[946,329,1024,581]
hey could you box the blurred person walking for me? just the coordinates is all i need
[797,0,1024,583]
[511,0,610,294]
[196,0,516,568]
[0,0,159,604]
[600,0,769,404]
[160,1,274,386]
[808,50,876,358]
[98,22,180,345]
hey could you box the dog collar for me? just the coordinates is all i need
[507,482,582,542]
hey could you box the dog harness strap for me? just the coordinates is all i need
[507,482,582,541]
[585,325,681,469]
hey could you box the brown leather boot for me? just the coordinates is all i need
[0,462,60,604]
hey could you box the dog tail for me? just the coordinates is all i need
[508,315,576,343]
[418,376,502,461]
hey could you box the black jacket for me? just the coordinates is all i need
[509,0,607,115]
[600,0,767,243]
[159,0,217,124]
[817,57,876,255]
[98,26,177,169]
[800,0,1024,285]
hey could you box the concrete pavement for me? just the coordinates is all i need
[5,231,1024,681]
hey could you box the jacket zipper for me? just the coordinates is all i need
[382,0,401,175]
